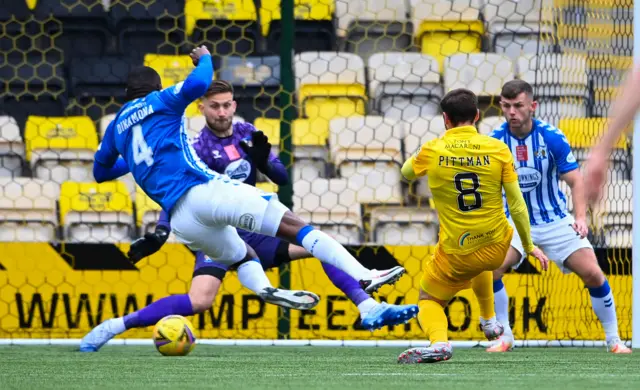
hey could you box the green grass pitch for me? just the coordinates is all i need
[0,346,637,389]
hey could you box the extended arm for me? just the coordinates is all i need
[503,180,534,255]
[262,155,289,186]
[93,157,130,183]
[401,156,418,181]
[561,169,589,238]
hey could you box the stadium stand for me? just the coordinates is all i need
[0,177,59,242]
[24,116,98,184]
[0,116,25,177]
[59,180,133,243]
[368,52,443,120]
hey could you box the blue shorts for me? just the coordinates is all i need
[192,229,290,279]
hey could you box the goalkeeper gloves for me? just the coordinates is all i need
[240,130,272,173]
[127,225,170,264]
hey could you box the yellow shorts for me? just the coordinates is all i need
[420,227,513,301]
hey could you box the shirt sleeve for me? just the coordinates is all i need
[94,121,119,167]
[500,147,518,184]
[546,128,579,174]
[157,54,213,113]
[410,143,430,178]
[264,153,289,186]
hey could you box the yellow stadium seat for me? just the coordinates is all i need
[411,1,484,70]
[558,118,628,149]
[24,116,98,184]
[59,181,133,243]
[260,0,334,36]
[253,118,281,145]
[185,0,258,36]
[135,185,162,234]
[0,178,59,242]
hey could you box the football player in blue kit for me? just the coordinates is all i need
[80,46,407,351]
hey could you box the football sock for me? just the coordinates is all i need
[417,299,448,345]
[296,226,369,281]
[321,262,370,306]
[493,278,513,336]
[237,259,273,294]
[588,279,619,341]
[123,294,194,330]
[471,271,495,320]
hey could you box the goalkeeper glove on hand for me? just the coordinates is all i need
[240,130,272,173]
[127,225,170,264]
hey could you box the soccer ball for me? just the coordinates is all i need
[152,315,196,356]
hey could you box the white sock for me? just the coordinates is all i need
[493,280,513,337]
[300,229,369,280]
[110,317,126,335]
[357,298,378,319]
[589,280,619,341]
[237,260,273,294]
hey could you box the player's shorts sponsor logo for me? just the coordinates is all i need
[224,159,252,182]
[238,213,256,231]
[516,166,542,193]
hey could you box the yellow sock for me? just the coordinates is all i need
[417,300,448,344]
[471,271,495,319]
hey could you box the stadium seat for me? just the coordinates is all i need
[24,116,98,184]
[402,115,444,200]
[34,0,112,58]
[557,118,630,179]
[370,206,438,245]
[293,178,364,244]
[261,0,336,53]
[477,115,506,135]
[483,0,556,59]
[295,51,367,129]
[599,180,632,248]
[144,54,213,118]
[68,56,139,123]
[110,0,186,57]
[253,117,281,155]
[0,52,67,130]
[0,178,60,242]
[330,116,404,204]
[0,116,25,177]
[0,0,35,52]
[338,0,412,63]
[368,52,443,120]
[99,113,117,138]
[444,53,515,117]
[186,0,259,57]
[135,185,161,235]
[219,55,282,123]
[517,53,589,125]
[59,180,134,243]
[410,0,484,71]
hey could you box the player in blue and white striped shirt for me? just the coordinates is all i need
[487,80,630,354]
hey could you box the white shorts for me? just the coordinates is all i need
[510,216,593,274]
[169,176,289,266]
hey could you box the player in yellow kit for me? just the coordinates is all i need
[397,88,549,364]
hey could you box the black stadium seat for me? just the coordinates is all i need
[35,0,112,58]
[219,55,283,124]
[0,52,66,130]
[110,0,186,58]
[66,56,142,122]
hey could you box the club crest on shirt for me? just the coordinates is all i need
[534,145,547,160]
[516,166,542,192]
[224,159,252,182]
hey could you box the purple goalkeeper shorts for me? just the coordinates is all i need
[192,229,289,279]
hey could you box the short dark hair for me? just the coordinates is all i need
[500,79,533,100]
[440,88,478,126]
[203,80,234,98]
[125,66,162,102]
